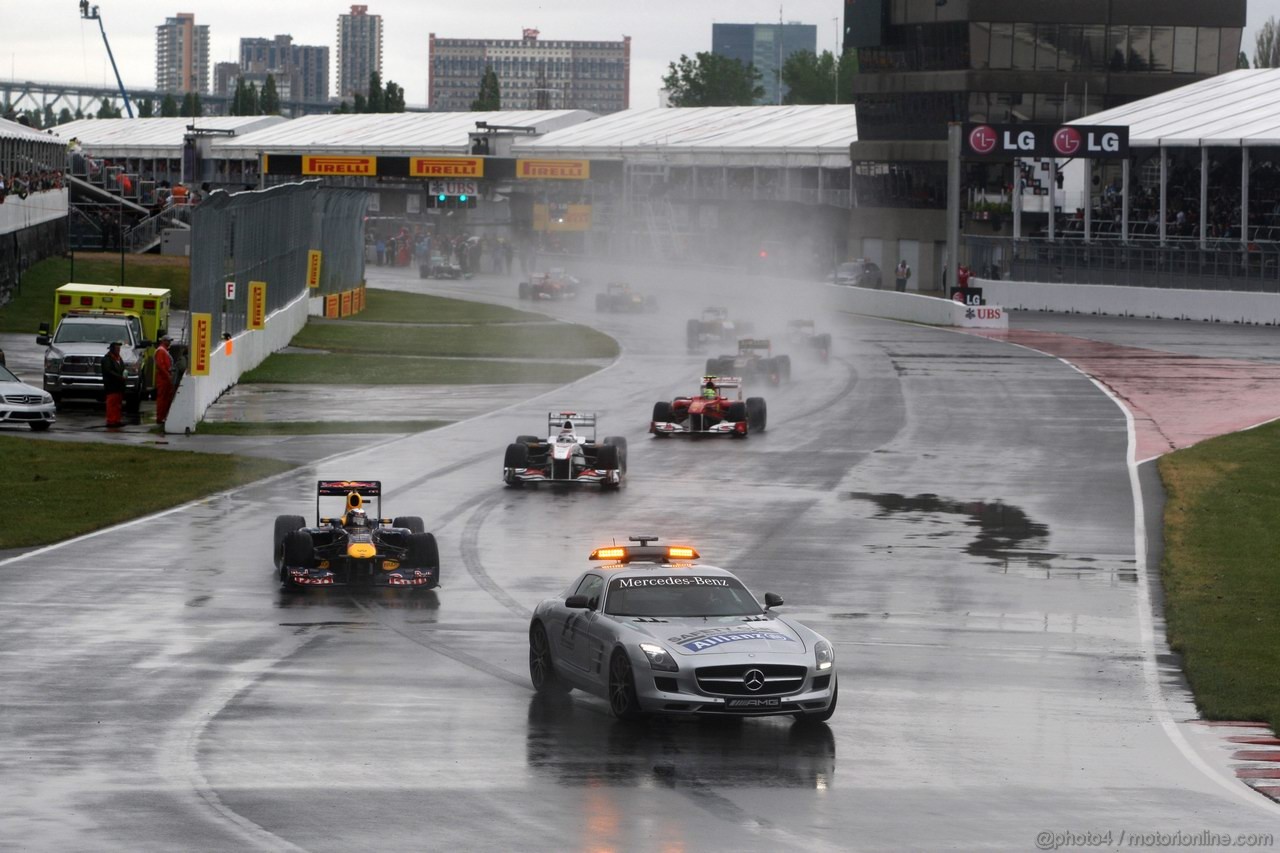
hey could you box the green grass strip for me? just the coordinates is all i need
[0,436,293,549]
[293,318,618,359]
[196,419,449,435]
[354,290,548,324]
[0,254,191,333]
[241,353,598,385]
[1158,420,1280,730]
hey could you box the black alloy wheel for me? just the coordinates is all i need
[608,650,643,721]
[529,622,569,694]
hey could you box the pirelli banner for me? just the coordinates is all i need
[302,155,377,176]
[411,157,484,178]
[266,154,605,182]
[517,159,589,180]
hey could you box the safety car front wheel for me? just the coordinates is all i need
[608,650,644,721]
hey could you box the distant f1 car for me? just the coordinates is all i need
[596,282,657,313]
[686,307,753,350]
[705,339,791,386]
[504,412,628,488]
[786,320,831,363]
[519,268,582,300]
[650,376,766,438]
[419,253,465,280]
[273,480,440,590]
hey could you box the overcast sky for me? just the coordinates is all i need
[7,1,1280,109]
[7,1,845,108]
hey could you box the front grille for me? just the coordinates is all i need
[695,663,807,697]
[811,674,831,691]
[3,394,43,405]
[61,363,97,375]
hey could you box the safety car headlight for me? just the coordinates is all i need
[41,393,53,404]
[639,642,679,672]
[814,640,834,671]
[44,350,63,371]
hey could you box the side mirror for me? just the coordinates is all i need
[565,594,590,609]
[36,334,50,346]
[763,592,784,610]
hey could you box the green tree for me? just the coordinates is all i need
[246,82,260,115]
[74,106,86,120]
[261,74,281,115]
[383,79,405,112]
[96,97,122,119]
[333,100,350,114]
[136,98,154,118]
[1255,17,1279,68]
[180,92,202,117]
[57,107,74,124]
[160,94,179,117]
[23,108,43,128]
[353,92,367,113]
[366,71,384,113]
[1238,50,1252,69]
[42,104,56,127]
[661,52,763,107]
[781,49,859,104]
[471,65,501,111]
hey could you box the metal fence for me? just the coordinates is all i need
[188,181,367,342]
[966,236,1280,293]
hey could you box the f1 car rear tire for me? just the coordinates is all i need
[746,397,767,433]
[726,401,747,422]
[518,282,531,299]
[529,622,571,694]
[283,529,315,569]
[608,650,644,721]
[393,516,425,534]
[406,531,439,569]
[274,514,307,569]
[602,436,627,472]
[794,677,838,723]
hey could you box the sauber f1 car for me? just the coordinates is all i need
[705,338,792,386]
[650,376,766,438]
[273,480,440,590]
[518,268,582,301]
[528,536,838,722]
[786,320,832,363]
[503,412,628,488]
[596,282,657,313]
[686,307,753,351]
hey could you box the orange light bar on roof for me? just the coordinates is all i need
[667,546,698,559]
[591,547,626,560]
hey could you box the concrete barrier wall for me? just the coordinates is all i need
[976,278,1280,325]
[164,290,310,435]
[0,189,67,234]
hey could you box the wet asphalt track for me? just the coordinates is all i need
[2,267,1279,851]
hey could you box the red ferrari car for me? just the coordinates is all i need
[650,376,766,438]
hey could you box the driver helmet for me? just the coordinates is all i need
[702,381,717,400]
[561,420,574,433]
[348,508,367,528]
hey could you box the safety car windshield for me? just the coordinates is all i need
[54,323,127,344]
[604,575,763,617]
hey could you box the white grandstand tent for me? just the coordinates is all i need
[513,104,859,168]
[1067,68,1280,248]
[0,116,59,143]
[214,110,595,158]
[51,116,287,158]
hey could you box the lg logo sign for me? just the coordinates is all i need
[1052,127,1082,156]
[965,123,1128,159]
[968,125,997,155]
[1052,126,1122,156]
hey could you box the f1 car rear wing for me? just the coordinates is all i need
[548,411,597,439]
[316,480,382,525]
[701,375,742,390]
[737,338,772,354]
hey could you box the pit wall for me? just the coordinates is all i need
[0,188,67,234]
[164,289,310,435]
[974,278,1280,326]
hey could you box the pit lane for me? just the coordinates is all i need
[2,266,1278,851]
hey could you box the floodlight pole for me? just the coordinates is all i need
[80,2,134,118]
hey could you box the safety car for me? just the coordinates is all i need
[503,412,627,488]
[0,362,56,431]
[786,320,832,363]
[528,536,838,722]
[518,268,582,300]
[650,376,765,437]
[273,480,440,590]
[705,338,791,385]
[595,282,657,313]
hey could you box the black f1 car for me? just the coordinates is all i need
[273,480,440,590]
[705,339,791,386]
[786,320,832,363]
[596,282,657,313]
[503,412,627,489]
[686,307,754,351]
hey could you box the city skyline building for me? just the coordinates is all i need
[712,21,817,105]
[337,5,383,99]
[155,12,210,94]
[428,29,630,113]
[240,35,330,103]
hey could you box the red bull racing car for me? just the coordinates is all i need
[503,412,628,488]
[705,339,791,386]
[650,376,766,438]
[273,480,440,590]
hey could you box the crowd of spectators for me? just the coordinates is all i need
[0,169,64,203]
[366,228,519,277]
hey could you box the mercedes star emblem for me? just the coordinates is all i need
[743,669,765,692]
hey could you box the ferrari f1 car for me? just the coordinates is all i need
[503,412,628,488]
[686,307,754,350]
[518,268,582,300]
[273,480,440,590]
[528,536,838,721]
[650,376,765,438]
[596,282,657,313]
[705,339,792,386]
[786,320,832,363]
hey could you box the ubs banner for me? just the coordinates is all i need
[964,124,1129,160]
